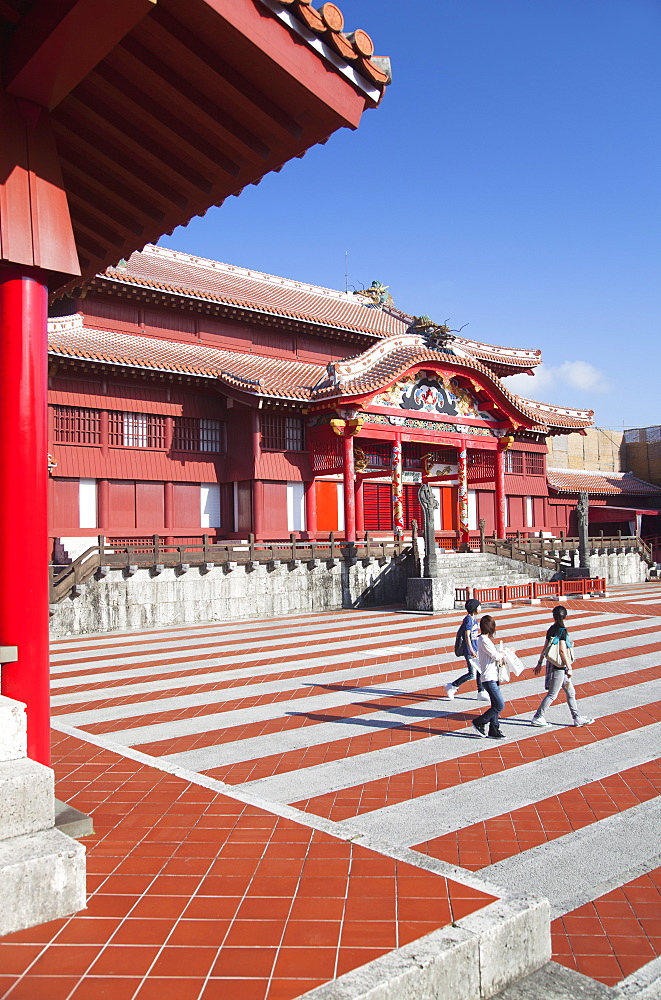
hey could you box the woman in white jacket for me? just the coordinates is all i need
[472,615,506,740]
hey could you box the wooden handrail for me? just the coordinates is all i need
[49,531,418,604]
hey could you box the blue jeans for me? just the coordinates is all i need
[478,680,504,732]
[453,656,484,692]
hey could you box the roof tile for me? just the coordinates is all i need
[547,468,661,495]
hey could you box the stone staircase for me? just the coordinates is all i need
[435,551,554,592]
[0,693,86,936]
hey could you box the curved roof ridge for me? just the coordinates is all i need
[129,245,360,303]
[514,395,593,420]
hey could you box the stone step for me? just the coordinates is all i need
[0,826,86,936]
[0,758,54,840]
[0,695,27,763]
[492,960,615,999]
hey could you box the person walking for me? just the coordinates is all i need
[446,599,490,702]
[472,615,507,739]
[531,605,594,728]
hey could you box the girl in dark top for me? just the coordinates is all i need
[446,599,490,702]
[531,605,594,728]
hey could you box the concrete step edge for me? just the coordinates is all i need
[299,894,550,1000]
[0,695,27,763]
[0,826,86,937]
[0,757,54,840]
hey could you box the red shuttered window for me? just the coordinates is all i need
[403,484,423,531]
[525,451,545,476]
[364,484,393,530]
[504,450,523,474]
[261,414,305,451]
[109,412,166,449]
[53,406,101,445]
[172,417,225,453]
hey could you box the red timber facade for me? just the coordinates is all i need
[47,245,594,556]
[0,0,390,762]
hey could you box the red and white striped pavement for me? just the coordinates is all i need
[44,581,661,989]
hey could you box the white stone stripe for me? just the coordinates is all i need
[163,654,661,774]
[49,606,565,672]
[49,608,424,655]
[342,724,661,847]
[53,625,653,726]
[479,798,661,919]
[49,611,620,689]
[49,610,423,662]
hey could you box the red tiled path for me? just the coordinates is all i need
[0,733,494,1000]
[414,758,661,869]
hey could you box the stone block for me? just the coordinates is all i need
[407,576,455,612]
[299,924,478,1000]
[458,895,551,998]
[0,758,54,840]
[0,827,86,937]
[55,798,94,839]
[0,696,28,763]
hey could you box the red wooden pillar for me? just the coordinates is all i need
[0,267,50,765]
[495,446,507,540]
[98,479,110,531]
[354,478,364,536]
[458,445,469,545]
[391,440,403,534]
[253,480,264,540]
[251,409,264,539]
[304,479,317,537]
[342,433,356,543]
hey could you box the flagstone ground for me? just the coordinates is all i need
[1,582,659,998]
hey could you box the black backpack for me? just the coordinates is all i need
[454,622,466,657]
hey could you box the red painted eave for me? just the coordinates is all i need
[1,0,389,292]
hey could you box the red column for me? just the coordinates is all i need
[304,479,317,537]
[164,481,174,545]
[354,478,364,536]
[98,479,110,531]
[253,480,264,540]
[0,267,50,765]
[391,440,404,534]
[495,446,507,539]
[342,433,356,543]
[458,445,469,545]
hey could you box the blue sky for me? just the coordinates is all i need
[159,0,661,431]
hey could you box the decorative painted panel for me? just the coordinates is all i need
[370,372,496,421]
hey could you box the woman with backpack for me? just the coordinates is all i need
[472,615,507,739]
[531,605,594,728]
[446,599,490,702]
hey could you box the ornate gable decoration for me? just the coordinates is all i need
[370,371,496,421]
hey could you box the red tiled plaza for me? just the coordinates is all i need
[2,583,661,997]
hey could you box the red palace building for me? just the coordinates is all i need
[47,244,594,557]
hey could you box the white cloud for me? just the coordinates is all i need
[502,360,611,398]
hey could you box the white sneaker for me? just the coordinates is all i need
[531,716,550,727]
[573,716,594,727]
[445,683,457,700]
[477,691,490,703]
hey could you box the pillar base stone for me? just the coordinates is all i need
[407,576,455,613]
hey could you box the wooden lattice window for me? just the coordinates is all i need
[467,450,495,483]
[109,412,166,449]
[172,417,224,453]
[362,441,391,467]
[504,450,523,474]
[53,406,101,444]
[525,451,545,476]
[261,414,305,451]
